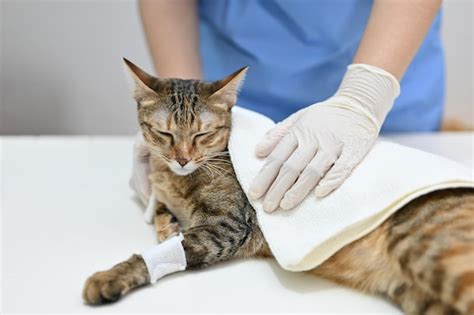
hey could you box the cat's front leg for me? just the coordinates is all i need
[181,221,258,269]
[82,254,149,305]
[180,202,269,268]
[154,202,181,242]
[181,226,228,269]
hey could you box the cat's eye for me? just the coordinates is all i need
[194,130,218,141]
[192,130,217,145]
[153,129,174,139]
[194,131,213,139]
[193,127,228,142]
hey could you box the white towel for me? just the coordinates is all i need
[228,106,474,272]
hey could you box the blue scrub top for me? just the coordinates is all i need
[198,0,445,133]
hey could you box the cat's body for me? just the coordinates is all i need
[83,61,474,314]
[149,152,271,266]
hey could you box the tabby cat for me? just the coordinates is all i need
[83,59,474,315]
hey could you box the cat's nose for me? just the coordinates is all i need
[176,157,191,167]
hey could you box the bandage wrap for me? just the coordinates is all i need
[141,234,187,283]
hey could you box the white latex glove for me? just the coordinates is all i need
[249,64,400,212]
[129,131,152,206]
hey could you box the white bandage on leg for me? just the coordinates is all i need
[141,234,187,283]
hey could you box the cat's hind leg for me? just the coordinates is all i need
[309,204,465,315]
[386,281,461,315]
[387,189,474,314]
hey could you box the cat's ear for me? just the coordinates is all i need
[123,58,160,104]
[208,66,248,111]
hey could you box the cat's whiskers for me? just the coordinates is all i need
[150,149,172,163]
[149,148,172,162]
[195,152,230,164]
[199,163,216,180]
[203,162,226,180]
[195,159,216,177]
[204,162,232,177]
[203,152,230,160]
[203,158,232,165]
[204,165,225,178]
[196,153,234,179]
[195,159,225,179]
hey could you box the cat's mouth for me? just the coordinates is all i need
[168,161,198,176]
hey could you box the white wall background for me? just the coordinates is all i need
[0,0,472,135]
[442,0,473,126]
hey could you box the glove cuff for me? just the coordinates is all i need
[329,64,400,131]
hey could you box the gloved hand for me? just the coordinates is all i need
[249,64,400,212]
[129,131,152,206]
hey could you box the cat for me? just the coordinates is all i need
[83,59,474,315]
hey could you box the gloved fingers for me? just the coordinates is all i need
[314,152,355,197]
[255,110,303,158]
[130,163,152,206]
[139,160,152,195]
[249,134,298,200]
[280,149,338,210]
[262,146,317,212]
[131,131,152,205]
[129,172,147,204]
[139,192,149,207]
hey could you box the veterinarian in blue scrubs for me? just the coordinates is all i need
[133,0,443,211]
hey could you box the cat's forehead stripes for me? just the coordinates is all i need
[162,79,206,129]
[166,80,200,107]
[141,78,230,133]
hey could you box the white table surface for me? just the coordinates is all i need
[1,132,473,314]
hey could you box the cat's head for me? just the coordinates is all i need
[123,58,247,176]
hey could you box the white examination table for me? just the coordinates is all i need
[1,133,473,313]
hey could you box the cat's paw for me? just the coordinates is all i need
[154,213,181,242]
[82,270,129,305]
[157,222,180,242]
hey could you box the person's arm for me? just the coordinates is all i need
[250,0,442,212]
[353,0,441,80]
[139,0,202,79]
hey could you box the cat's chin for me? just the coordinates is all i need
[172,169,195,176]
[169,164,197,176]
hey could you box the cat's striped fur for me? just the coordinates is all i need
[83,60,474,314]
